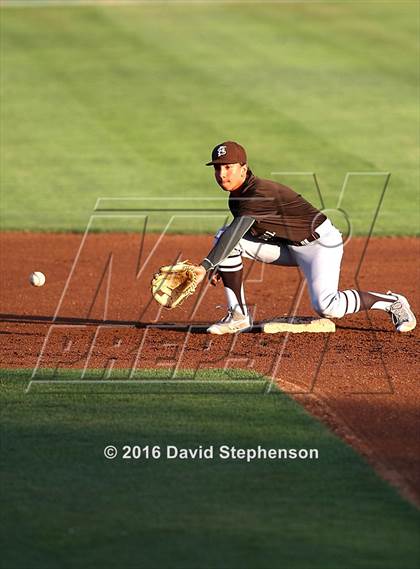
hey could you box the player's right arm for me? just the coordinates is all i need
[200,216,255,271]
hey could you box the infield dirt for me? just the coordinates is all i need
[1,233,419,505]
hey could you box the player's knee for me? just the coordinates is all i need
[313,294,343,319]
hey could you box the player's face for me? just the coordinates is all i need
[214,163,247,192]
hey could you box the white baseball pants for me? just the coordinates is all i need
[217,219,359,318]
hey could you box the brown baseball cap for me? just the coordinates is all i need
[206,141,247,166]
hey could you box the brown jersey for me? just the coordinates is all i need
[228,171,326,243]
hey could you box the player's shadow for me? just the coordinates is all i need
[0,312,261,333]
[0,313,390,334]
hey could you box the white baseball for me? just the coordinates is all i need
[30,271,46,287]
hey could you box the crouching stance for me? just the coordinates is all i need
[192,141,416,335]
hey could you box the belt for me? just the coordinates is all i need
[248,227,321,247]
[287,230,320,247]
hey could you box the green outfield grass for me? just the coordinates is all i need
[1,2,418,234]
[1,369,419,569]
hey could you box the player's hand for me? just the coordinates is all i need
[191,264,207,285]
[209,272,221,287]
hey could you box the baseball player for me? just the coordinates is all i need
[191,141,416,335]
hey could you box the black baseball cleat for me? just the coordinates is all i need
[385,291,416,333]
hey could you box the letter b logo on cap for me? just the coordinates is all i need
[206,140,247,165]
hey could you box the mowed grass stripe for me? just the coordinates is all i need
[1,3,418,233]
[1,369,419,569]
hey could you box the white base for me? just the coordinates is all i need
[262,317,335,334]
